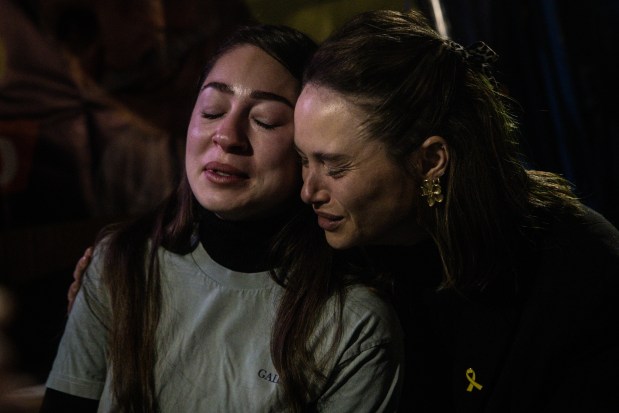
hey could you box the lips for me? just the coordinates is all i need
[315,211,343,231]
[204,161,249,183]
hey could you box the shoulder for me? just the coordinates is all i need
[538,206,619,268]
[343,286,401,329]
[520,207,619,317]
[555,206,618,244]
[578,207,619,248]
[74,240,113,311]
[310,285,403,353]
[333,285,403,357]
[82,239,110,286]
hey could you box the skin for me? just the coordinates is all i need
[185,45,301,221]
[67,247,92,313]
[294,84,428,249]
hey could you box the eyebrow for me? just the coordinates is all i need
[294,146,349,163]
[202,81,294,108]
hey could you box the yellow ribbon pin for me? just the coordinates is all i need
[466,368,483,392]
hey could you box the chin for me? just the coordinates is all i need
[325,233,358,250]
[197,198,242,220]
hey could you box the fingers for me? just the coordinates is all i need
[67,247,93,314]
[73,247,93,280]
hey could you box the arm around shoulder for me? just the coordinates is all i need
[315,286,405,412]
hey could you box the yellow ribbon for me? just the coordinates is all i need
[466,368,483,392]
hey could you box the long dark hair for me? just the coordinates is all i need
[92,24,336,413]
[304,10,583,291]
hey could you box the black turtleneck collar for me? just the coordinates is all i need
[199,200,302,273]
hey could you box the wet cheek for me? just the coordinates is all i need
[186,118,211,142]
[185,125,212,157]
[185,129,198,151]
[354,181,381,203]
[184,141,197,165]
[184,136,203,174]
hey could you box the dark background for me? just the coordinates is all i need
[0,0,617,395]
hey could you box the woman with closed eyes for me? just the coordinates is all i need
[294,10,619,413]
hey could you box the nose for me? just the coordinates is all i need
[213,116,250,154]
[301,168,329,206]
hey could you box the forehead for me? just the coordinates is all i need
[294,85,368,152]
[203,45,300,102]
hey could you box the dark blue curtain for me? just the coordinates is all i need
[422,0,619,226]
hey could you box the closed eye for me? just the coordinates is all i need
[326,162,352,178]
[326,167,347,178]
[253,118,278,130]
[201,112,223,120]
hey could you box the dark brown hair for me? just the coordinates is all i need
[304,10,583,291]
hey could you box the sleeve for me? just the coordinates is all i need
[515,211,619,412]
[545,215,619,411]
[45,245,111,400]
[39,388,100,413]
[315,287,404,413]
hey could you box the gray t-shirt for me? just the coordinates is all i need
[46,242,404,412]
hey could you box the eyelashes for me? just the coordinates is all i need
[326,166,350,178]
[200,112,281,131]
[253,119,277,130]
[299,157,350,178]
[201,112,222,120]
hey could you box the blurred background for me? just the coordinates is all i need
[0,0,617,410]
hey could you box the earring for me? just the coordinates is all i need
[421,177,444,207]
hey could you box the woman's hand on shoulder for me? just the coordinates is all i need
[67,247,93,314]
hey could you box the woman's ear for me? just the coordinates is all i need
[418,135,449,178]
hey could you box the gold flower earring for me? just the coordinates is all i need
[421,177,444,207]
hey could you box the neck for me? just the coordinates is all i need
[199,199,302,272]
